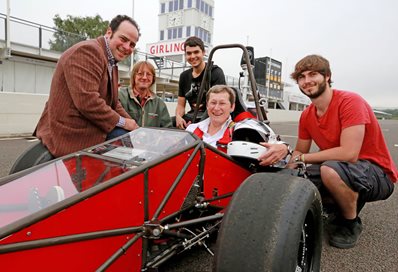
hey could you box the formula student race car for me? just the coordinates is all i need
[0,45,322,271]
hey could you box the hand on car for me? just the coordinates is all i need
[125,118,139,131]
[176,115,191,129]
[258,142,288,166]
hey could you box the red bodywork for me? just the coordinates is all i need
[0,129,250,271]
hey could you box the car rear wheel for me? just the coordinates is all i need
[9,141,54,174]
[213,172,322,272]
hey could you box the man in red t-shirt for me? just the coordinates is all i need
[288,55,397,249]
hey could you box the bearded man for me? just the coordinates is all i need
[288,55,397,249]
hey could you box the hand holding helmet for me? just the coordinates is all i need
[227,118,290,169]
[257,142,289,166]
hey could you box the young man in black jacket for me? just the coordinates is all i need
[175,36,225,129]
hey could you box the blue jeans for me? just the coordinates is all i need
[106,128,130,141]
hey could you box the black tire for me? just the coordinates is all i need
[9,141,54,175]
[214,172,322,272]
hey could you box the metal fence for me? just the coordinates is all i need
[0,13,85,51]
[1,13,264,97]
[0,13,193,82]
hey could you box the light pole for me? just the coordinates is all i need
[132,0,135,19]
[6,0,10,48]
[130,0,135,74]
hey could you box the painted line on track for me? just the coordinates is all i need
[0,137,38,142]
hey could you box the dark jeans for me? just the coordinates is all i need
[106,128,130,141]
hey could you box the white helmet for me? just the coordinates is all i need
[227,141,267,160]
[227,119,278,166]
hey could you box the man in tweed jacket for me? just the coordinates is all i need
[35,15,140,157]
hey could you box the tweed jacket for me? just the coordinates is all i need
[35,37,131,157]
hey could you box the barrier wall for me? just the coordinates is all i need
[0,93,48,137]
[0,93,301,137]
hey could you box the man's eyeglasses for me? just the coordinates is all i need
[137,72,154,78]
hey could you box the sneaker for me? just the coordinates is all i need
[322,203,337,223]
[326,215,342,238]
[329,217,363,249]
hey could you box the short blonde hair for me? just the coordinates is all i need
[206,85,236,105]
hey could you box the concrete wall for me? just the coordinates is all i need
[267,108,301,123]
[0,92,48,136]
[0,92,301,137]
[0,56,56,94]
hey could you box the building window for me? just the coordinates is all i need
[200,1,204,12]
[174,0,178,11]
[168,1,173,12]
[205,3,209,15]
[179,0,184,9]
[196,0,200,9]
[209,6,213,17]
[193,27,211,43]
[167,27,184,40]
[160,30,164,41]
[186,26,191,37]
[161,3,166,13]
[188,0,192,8]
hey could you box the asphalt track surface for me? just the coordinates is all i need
[0,120,397,272]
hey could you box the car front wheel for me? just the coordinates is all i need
[213,172,322,272]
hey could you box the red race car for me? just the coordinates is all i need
[0,45,322,272]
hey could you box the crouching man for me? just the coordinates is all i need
[288,55,397,249]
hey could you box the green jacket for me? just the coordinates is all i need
[119,88,172,128]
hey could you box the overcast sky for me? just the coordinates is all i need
[2,0,398,108]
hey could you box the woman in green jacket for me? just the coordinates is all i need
[119,61,172,128]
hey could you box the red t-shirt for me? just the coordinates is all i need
[299,90,398,182]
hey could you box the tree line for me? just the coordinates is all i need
[49,14,108,52]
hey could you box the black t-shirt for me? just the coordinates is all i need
[178,64,226,113]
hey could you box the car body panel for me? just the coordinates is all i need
[0,127,251,270]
